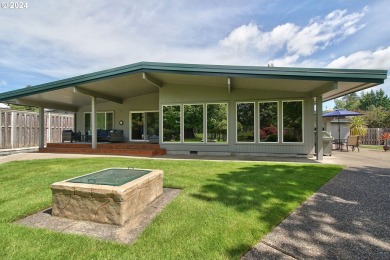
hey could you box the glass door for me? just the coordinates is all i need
[130,111,159,141]
[131,113,144,140]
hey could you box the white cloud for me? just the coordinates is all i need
[287,9,366,57]
[0,1,258,79]
[0,0,385,93]
[220,8,366,67]
[327,46,390,69]
[219,22,299,55]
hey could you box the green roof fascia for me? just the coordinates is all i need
[0,61,387,101]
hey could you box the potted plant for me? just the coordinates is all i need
[382,132,390,151]
[348,116,367,136]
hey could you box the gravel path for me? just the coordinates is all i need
[243,149,390,259]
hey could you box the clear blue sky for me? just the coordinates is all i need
[1,0,389,109]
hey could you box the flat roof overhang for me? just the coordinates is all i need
[0,62,387,111]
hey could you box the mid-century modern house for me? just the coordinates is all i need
[0,62,387,160]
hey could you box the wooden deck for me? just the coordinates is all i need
[39,142,166,157]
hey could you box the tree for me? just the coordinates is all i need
[184,105,203,140]
[333,93,360,110]
[359,89,390,111]
[8,104,39,112]
[362,106,390,128]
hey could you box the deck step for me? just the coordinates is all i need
[41,143,166,157]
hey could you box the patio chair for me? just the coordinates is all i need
[62,130,73,143]
[62,130,81,143]
[346,135,360,152]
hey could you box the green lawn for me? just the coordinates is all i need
[361,145,384,151]
[0,158,343,259]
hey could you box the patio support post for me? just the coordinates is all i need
[91,96,97,149]
[39,106,45,149]
[316,95,323,160]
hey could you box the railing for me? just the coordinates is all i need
[360,128,390,145]
[0,109,74,149]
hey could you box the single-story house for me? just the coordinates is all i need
[0,62,387,160]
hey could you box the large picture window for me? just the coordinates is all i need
[207,103,228,143]
[259,102,278,142]
[282,101,303,142]
[162,105,181,142]
[236,102,255,142]
[84,111,114,132]
[184,104,204,142]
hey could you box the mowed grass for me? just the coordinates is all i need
[361,145,384,151]
[0,158,343,259]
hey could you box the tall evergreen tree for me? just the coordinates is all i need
[359,89,390,111]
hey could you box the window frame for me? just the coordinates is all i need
[129,110,159,142]
[236,102,256,143]
[183,103,205,143]
[258,101,279,143]
[206,102,229,144]
[282,100,304,144]
[84,111,114,133]
[161,104,182,143]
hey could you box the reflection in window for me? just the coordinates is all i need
[131,112,159,140]
[131,113,144,140]
[146,112,159,137]
[207,104,228,143]
[237,103,255,142]
[84,112,114,132]
[85,113,91,132]
[163,105,181,142]
[259,102,278,142]
[283,101,303,142]
[97,113,105,129]
[184,104,204,142]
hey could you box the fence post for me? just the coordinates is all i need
[4,111,8,148]
[48,112,51,143]
[11,112,15,148]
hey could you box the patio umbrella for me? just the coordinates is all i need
[323,109,363,150]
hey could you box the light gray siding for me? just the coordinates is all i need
[75,83,316,157]
[77,93,159,140]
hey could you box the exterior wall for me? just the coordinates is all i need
[75,84,317,157]
[77,93,159,141]
[160,84,315,157]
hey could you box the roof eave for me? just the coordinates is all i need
[0,61,387,102]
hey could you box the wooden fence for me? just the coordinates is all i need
[360,128,390,145]
[0,109,74,149]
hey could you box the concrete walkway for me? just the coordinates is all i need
[243,148,390,259]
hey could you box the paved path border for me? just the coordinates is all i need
[16,188,181,244]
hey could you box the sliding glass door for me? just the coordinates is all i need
[130,111,159,141]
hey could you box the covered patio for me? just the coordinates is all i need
[0,62,387,159]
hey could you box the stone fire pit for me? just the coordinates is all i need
[50,168,163,226]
